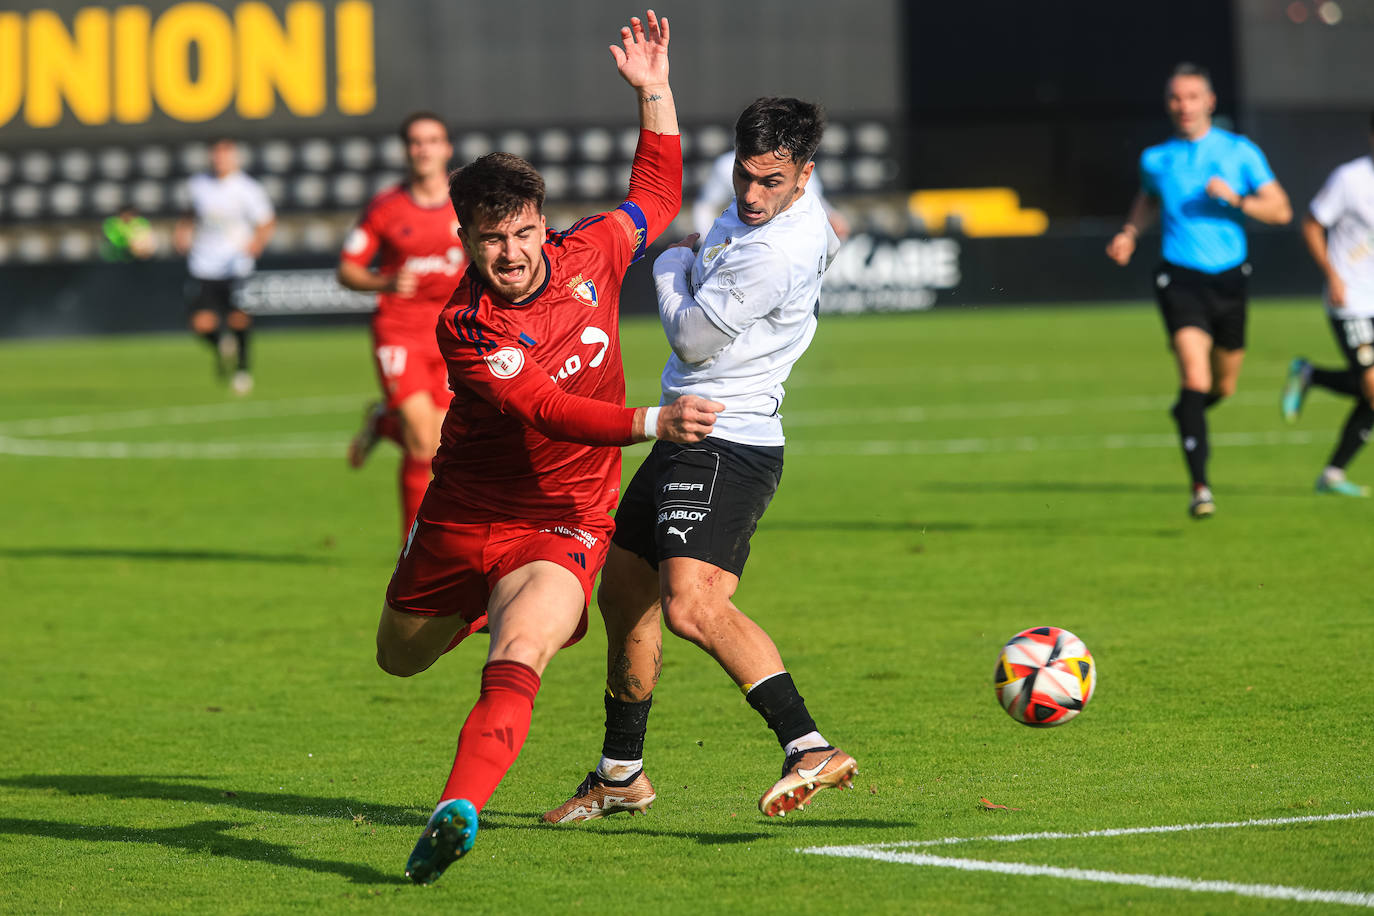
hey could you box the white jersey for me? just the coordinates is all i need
[185,171,275,280]
[1309,155,1374,318]
[661,189,840,446]
[693,150,830,239]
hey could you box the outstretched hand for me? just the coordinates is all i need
[610,10,670,90]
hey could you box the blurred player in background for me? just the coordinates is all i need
[544,96,854,825]
[100,206,155,262]
[338,112,465,537]
[693,144,850,241]
[174,137,276,396]
[380,11,721,885]
[1280,111,1374,497]
[1106,63,1291,518]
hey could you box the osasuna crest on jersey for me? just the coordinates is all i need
[568,274,599,307]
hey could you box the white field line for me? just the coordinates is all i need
[0,392,1322,460]
[783,391,1274,426]
[0,394,369,437]
[801,810,1374,909]
[786,429,1318,457]
[817,809,1374,851]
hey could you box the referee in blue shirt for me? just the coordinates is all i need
[1107,63,1292,518]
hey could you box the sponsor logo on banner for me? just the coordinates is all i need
[485,347,524,379]
[820,233,961,313]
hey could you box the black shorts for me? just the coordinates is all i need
[1153,261,1250,351]
[186,277,242,316]
[612,436,784,578]
[1328,314,1374,371]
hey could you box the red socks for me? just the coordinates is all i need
[439,661,541,812]
[400,455,430,537]
[377,409,403,445]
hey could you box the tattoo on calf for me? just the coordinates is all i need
[610,649,645,699]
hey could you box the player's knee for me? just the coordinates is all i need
[190,311,219,334]
[1212,377,1237,399]
[659,591,712,644]
[226,310,252,331]
[375,641,424,678]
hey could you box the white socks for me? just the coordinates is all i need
[596,757,642,781]
[785,731,828,757]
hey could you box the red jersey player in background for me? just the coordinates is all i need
[378,11,720,885]
[338,112,466,537]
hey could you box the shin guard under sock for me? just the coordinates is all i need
[745,672,819,750]
[439,660,541,812]
[400,455,430,538]
[1329,402,1374,469]
[1170,389,1210,487]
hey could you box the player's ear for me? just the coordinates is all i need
[797,160,815,190]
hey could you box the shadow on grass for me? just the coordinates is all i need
[763,518,1184,539]
[0,817,404,885]
[0,774,426,827]
[919,478,1312,498]
[0,546,329,565]
[0,543,327,565]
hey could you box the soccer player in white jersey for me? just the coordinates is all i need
[1280,112,1374,497]
[693,146,850,241]
[545,97,855,824]
[174,137,276,395]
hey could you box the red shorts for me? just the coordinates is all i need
[371,314,451,410]
[385,505,614,650]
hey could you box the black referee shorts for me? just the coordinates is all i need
[1153,261,1251,351]
[612,436,784,579]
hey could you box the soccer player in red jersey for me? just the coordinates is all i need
[378,11,720,884]
[338,112,466,537]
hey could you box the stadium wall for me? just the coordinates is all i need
[0,227,1326,339]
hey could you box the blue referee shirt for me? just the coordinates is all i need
[1139,127,1276,274]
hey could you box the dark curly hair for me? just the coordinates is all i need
[448,153,545,232]
[734,97,826,166]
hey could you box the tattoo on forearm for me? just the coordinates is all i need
[644,93,662,102]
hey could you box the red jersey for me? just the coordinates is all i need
[427,130,682,524]
[341,185,467,328]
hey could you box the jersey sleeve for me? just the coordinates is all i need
[245,178,275,226]
[439,314,637,446]
[1237,137,1277,195]
[694,240,792,336]
[1308,166,1346,228]
[1138,150,1158,197]
[340,200,383,266]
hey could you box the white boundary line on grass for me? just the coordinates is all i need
[801,810,1374,908]
[0,393,1324,460]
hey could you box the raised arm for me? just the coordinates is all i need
[610,10,677,137]
[608,10,683,256]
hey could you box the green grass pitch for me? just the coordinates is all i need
[1,298,1371,913]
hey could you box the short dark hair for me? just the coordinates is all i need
[1168,62,1213,93]
[448,153,545,232]
[734,97,826,167]
[208,136,235,148]
[399,111,450,144]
